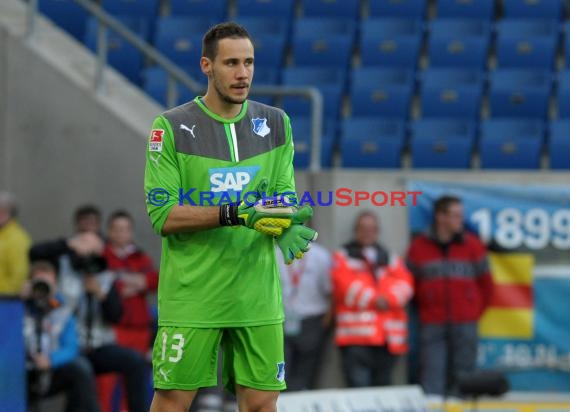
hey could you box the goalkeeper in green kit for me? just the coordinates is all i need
[144,22,317,412]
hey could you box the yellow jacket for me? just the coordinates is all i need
[0,219,31,295]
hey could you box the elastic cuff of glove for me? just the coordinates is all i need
[219,204,240,226]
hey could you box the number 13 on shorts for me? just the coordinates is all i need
[161,332,185,363]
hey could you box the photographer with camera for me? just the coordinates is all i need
[30,229,149,412]
[23,260,100,412]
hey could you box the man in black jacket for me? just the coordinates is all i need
[30,230,149,412]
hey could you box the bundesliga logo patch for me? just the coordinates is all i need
[149,129,164,152]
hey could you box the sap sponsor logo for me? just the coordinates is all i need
[209,166,260,194]
[149,129,164,152]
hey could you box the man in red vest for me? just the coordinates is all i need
[407,195,493,396]
[332,211,414,387]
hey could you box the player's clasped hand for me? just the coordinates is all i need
[219,178,313,236]
[276,224,318,265]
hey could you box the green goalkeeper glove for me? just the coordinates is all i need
[277,224,319,265]
[219,178,312,236]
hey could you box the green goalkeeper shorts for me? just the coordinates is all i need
[152,323,286,393]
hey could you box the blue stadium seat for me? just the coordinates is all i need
[290,117,334,169]
[489,69,552,119]
[154,26,203,66]
[85,17,149,84]
[233,17,289,38]
[557,70,570,118]
[170,0,228,20]
[340,117,406,168]
[154,16,215,41]
[437,0,495,20]
[361,18,423,38]
[479,119,544,168]
[495,19,559,69]
[39,0,89,40]
[428,19,491,69]
[549,119,570,168]
[430,19,491,38]
[292,35,353,68]
[350,68,414,118]
[503,0,563,20]
[302,0,360,20]
[249,34,287,69]
[341,135,405,168]
[360,31,422,69]
[236,0,295,20]
[294,17,357,40]
[342,117,406,143]
[142,67,206,106]
[283,67,346,87]
[411,136,472,169]
[480,118,545,141]
[101,0,159,18]
[479,137,543,169]
[369,0,427,19]
[549,137,570,169]
[280,67,346,118]
[419,69,485,119]
[411,117,477,147]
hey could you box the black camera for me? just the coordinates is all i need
[28,279,53,314]
[70,254,107,275]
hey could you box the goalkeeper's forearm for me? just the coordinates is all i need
[161,205,222,235]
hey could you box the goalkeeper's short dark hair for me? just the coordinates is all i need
[202,22,252,60]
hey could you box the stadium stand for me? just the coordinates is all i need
[34,0,570,170]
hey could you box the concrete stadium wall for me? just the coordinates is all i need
[0,0,163,259]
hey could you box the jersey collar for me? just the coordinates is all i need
[194,96,248,124]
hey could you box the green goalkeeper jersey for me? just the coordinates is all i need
[144,97,296,328]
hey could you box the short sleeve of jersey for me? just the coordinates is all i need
[275,112,296,197]
[144,115,181,235]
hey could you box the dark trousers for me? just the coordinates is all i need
[340,345,396,388]
[86,344,148,412]
[284,314,328,391]
[419,322,478,396]
[28,357,101,412]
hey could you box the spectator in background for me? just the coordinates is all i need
[406,195,493,397]
[276,240,332,391]
[30,230,149,412]
[0,191,31,295]
[23,260,100,412]
[103,210,158,355]
[74,204,102,235]
[332,211,414,388]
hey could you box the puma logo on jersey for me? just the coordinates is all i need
[180,124,197,138]
[150,154,161,167]
[158,368,171,382]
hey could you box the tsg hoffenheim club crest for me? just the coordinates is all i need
[252,118,270,137]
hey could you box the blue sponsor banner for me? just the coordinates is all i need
[407,180,570,392]
[0,298,26,412]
